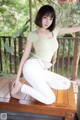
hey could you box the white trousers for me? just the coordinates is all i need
[22,59,71,105]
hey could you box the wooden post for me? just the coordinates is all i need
[77,84,80,120]
[72,32,78,80]
[65,112,75,120]
[18,35,23,61]
[0,38,2,72]
[29,0,32,31]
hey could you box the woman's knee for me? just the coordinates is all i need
[45,97,56,105]
[44,93,56,105]
[64,78,71,89]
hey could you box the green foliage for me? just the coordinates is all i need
[0,72,12,77]
[0,0,29,36]
[0,0,80,36]
[59,38,74,57]
[4,41,14,54]
[0,0,80,77]
[12,23,29,38]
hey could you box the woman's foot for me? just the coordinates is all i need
[10,81,23,97]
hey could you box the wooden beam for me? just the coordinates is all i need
[29,0,32,31]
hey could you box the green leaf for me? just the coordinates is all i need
[12,28,23,38]
[23,25,29,32]
[4,41,14,53]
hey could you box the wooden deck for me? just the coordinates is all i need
[0,77,76,120]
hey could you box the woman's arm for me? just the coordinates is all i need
[15,39,32,83]
[58,25,80,35]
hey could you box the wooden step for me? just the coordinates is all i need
[0,77,76,120]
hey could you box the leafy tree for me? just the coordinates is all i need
[0,0,80,76]
[0,0,29,36]
[0,0,80,36]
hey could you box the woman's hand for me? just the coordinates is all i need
[11,79,22,96]
[11,80,19,89]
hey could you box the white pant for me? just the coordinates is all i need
[22,59,71,104]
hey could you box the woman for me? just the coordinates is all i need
[11,5,80,104]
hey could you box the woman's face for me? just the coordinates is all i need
[42,15,53,29]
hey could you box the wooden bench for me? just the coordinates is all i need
[0,77,76,120]
[77,84,80,120]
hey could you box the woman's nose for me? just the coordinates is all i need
[46,19,49,23]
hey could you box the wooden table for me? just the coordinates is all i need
[0,77,76,120]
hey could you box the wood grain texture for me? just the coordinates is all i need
[0,77,76,119]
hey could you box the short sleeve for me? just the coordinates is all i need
[27,31,36,43]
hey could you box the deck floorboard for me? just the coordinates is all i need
[0,77,76,120]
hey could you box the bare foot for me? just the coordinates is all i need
[11,81,23,96]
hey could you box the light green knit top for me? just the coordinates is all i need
[27,27,59,62]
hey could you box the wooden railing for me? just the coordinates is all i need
[0,34,80,80]
[53,35,80,80]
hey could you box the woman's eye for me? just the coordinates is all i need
[50,18,53,20]
[43,16,53,21]
[43,16,47,18]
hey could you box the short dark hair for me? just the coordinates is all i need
[35,5,56,31]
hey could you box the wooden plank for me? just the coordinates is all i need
[0,97,10,102]
[57,90,68,104]
[0,77,76,118]
[0,78,10,91]
[0,77,26,99]
[0,78,3,83]
[68,83,76,110]
[0,100,75,116]
[52,89,58,104]
[0,80,10,97]
[66,40,71,77]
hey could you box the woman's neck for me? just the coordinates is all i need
[38,27,48,32]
